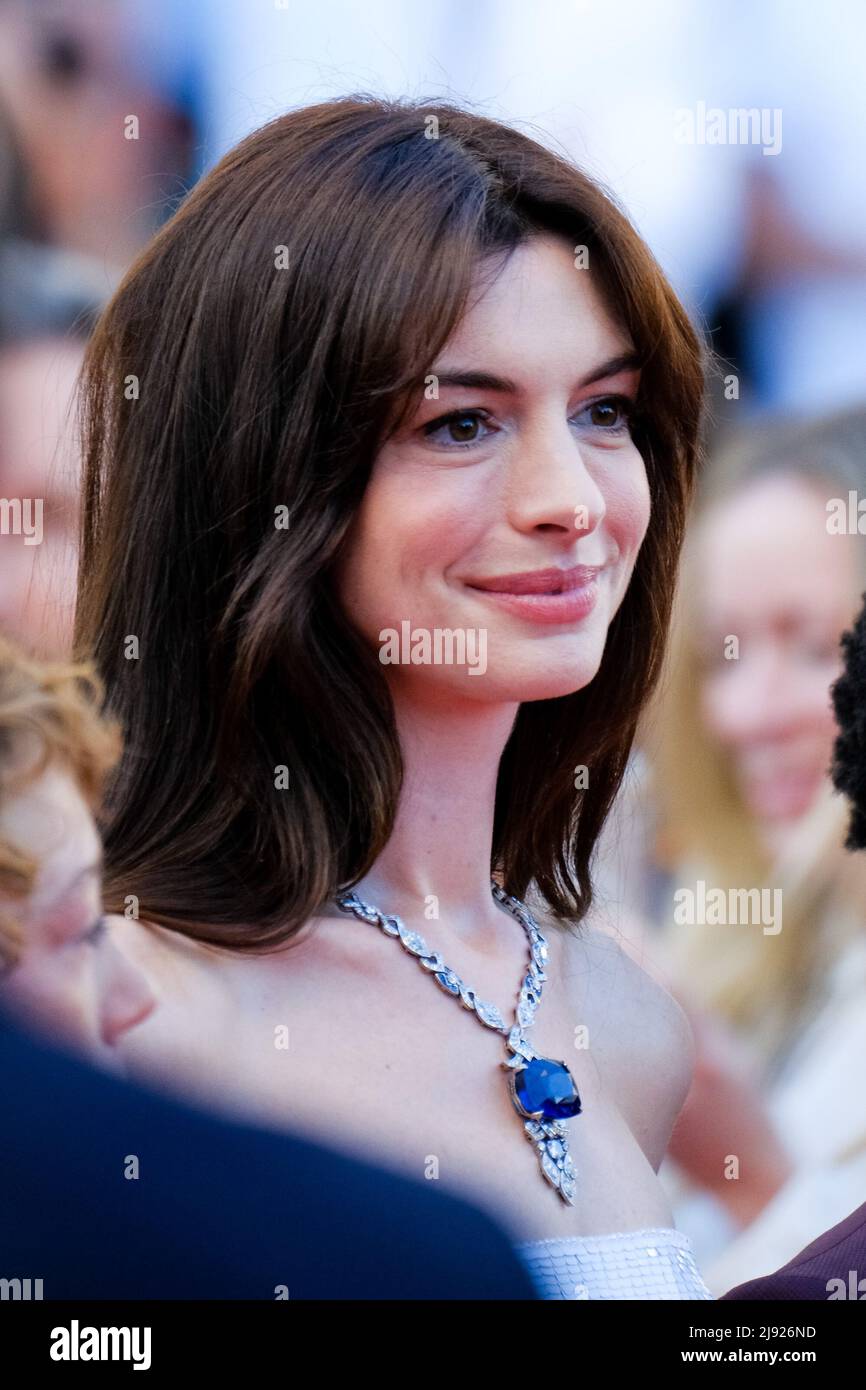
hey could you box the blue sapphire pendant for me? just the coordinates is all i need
[503,1025,580,1204]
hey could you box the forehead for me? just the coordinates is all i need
[696,473,858,616]
[435,234,631,377]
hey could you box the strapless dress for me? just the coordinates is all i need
[515,1226,715,1300]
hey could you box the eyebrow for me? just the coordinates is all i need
[427,351,643,396]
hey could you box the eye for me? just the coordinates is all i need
[84,914,108,948]
[421,409,495,449]
[576,395,636,434]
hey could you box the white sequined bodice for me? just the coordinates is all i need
[516,1226,715,1300]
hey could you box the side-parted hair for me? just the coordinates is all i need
[0,632,120,966]
[74,95,706,949]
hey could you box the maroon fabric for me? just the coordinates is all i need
[720,1201,866,1300]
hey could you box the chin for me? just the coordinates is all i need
[501,630,607,697]
[511,668,600,703]
[455,652,604,704]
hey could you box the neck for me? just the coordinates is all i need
[340,684,522,947]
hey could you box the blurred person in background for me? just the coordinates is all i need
[0,630,156,1058]
[0,0,196,266]
[642,406,866,1294]
[0,0,201,655]
[0,90,98,656]
[0,332,88,656]
[717,582,866,1298]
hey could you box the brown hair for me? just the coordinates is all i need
[0,632,120,965]
[74,94,707,950]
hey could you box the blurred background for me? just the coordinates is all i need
[1,0,865,1296]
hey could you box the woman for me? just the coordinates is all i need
[74,95,710,1299]
[644,406,866,1291]
[0,631,155,1059]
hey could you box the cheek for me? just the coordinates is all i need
[2,950,93,1039]
[603,453,651,554]
[800,665,844,740]
[599,460,651,609]
[699,674,739,744]
[338,474,481,626]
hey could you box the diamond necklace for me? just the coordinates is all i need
[334,876,582,1205]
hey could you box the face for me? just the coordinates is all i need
[693,472,861,846]
[335,234,650,704]
[0,760,156,1061]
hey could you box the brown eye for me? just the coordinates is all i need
[592,400,625,425]
[575,394,636,436]
[422,409,493,449]
[447,414,481,442]
[590,402,617,426]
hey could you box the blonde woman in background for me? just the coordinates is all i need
[641,405,866,1294]
[0,630,155,1059]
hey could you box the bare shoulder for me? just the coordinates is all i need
[549,908,696,1169]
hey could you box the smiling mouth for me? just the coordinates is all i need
[466,566,603,597]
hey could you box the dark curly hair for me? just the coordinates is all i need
[831,592,866,851]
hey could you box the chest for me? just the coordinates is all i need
[184,929,676,1242]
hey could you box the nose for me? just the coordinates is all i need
[96,938,157,1047]
[504,416,606,537]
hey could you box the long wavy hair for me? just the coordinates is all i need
[647,405,866,1071]
[74,95,706,949]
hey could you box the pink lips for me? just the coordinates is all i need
[465,565,603,625]
[467,565,602,595]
